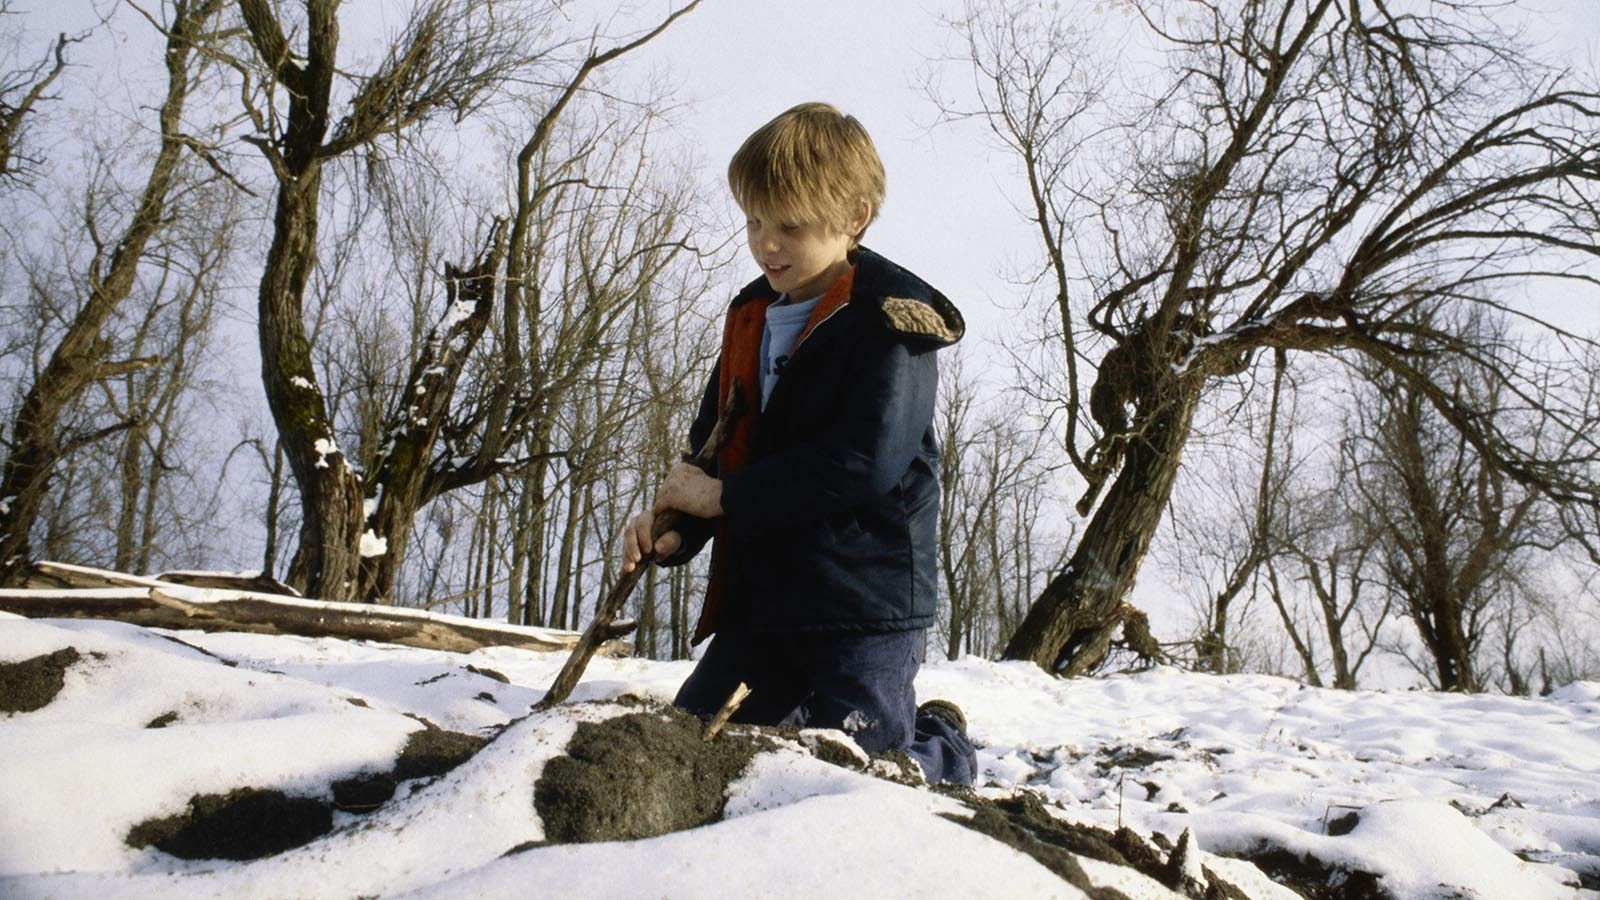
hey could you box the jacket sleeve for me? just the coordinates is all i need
[718,335,936,541]
[655,364,720,568]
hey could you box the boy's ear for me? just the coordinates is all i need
[847,201,873,239]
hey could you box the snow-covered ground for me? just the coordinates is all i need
[2,610,1597,899]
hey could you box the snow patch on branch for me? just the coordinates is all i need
[1172,327,1242,375]
[313,438,340,470]
[359,530,388,558]
[439,299,475,331]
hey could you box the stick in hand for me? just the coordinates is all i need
[536,378,747,709]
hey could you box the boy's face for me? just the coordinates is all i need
[744,207,860,299]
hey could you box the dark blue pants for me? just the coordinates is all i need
[674,628,977,785]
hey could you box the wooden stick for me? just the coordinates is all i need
[536,378,747,709]
[702,682,752,742]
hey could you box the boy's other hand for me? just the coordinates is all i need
[620,510,682,573]
[654,462,725,520]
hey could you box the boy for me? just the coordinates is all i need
[620,102,976,785]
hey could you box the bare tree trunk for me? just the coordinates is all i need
[1265,562,1324,688]
[1308,565,1357,690]
[360,227,507,601]
[260,440,288,577]
[256,140,369,596]
[1005,382,1201,673]
[506,473,534,624]
[0,0,220,584]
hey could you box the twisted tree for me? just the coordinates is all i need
[939,0,1600,674]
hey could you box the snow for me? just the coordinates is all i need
[359,530,388,558]
[2,613,1596,899]
[312,438,339,470]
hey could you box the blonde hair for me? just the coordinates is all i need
[728,102,886,243]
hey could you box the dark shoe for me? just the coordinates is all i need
[917,699,968,736]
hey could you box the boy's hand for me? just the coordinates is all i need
[654,462,724,519]
[620,510,682,573]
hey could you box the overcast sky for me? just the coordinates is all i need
[13,0,1597,337]
[623,0,1600,339]
[624,0,1045,341]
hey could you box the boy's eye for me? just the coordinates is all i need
[780,223,800,233]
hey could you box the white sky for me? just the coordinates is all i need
[12,0,1596,338]
[624,0,1600,340]
[623,0,1047,342]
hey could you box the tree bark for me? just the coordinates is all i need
[263,172,365,600]
[241,0,365,600]
[360,224,506,601]
[1003,380,1202,673]
[2,562,605,656]
[0,0,220,585]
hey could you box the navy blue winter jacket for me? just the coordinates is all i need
[664,247,964,639]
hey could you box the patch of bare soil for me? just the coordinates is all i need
[125,723,488,860]
[127,788,333,861]
[533,705,773,844]
[0,647,82,714]
[1229,842,1386,900]
[332,723,487,812]
[524,701,1274,898]
[940,790,1255,900]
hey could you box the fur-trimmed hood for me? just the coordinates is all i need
[849,246,965,347]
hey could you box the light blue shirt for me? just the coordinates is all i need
[760,294,821,408]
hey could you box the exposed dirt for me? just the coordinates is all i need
[110,691,1324,896]
[533,706,772,844]
[127,722,488,859]
[127,787,333,861]
[0,647,82,714]
[1231,842,1386,900]
[333,722,488,812]
[941,790,1255,900]
[1096,744,1177,772]
[525,701,1273,895]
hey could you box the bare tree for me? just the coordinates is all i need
[1264,484,1395,690]
[1167,349,1296,674]
[232,0,700,600]
[936,348,1071,659]
[0,6,77,184]
[1345,309,1569,691]
[101,186,239,573]
[938,0,1600,675]
[0,0,226,584]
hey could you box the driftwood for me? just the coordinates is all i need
[537,378,748,709]
[1,561,613,657]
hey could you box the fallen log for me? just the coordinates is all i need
[1,562,616,657]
